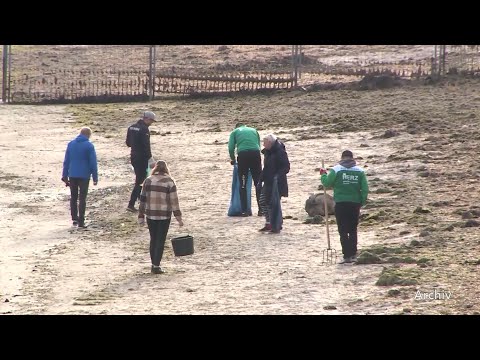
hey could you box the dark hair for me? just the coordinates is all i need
[235,122,244,128]
[341,150,354,159]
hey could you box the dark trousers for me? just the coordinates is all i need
[259,184,272,223]
[69,178,90,225]
[147,218,172,267]
[237,150,262,212]
[334,202,361,258]
[129,158,148,207]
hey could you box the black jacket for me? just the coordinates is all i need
[126,119,152,161]
[260,140,290,197]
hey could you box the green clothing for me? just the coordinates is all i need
[228,125,261,161]
[321,162,369,205]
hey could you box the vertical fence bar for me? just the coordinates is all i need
[149,45,156,100]
[2,45,8,103]
[7,45,12,103]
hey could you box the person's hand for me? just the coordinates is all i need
[176,217,184,227]
[230,160,236,165]
[320,168,328,175]
[148,157,156,168]
[61,177,70,187]
[138,216,145,225]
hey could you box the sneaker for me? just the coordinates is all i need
[338,257,353,264]
[240,212,249,217]
[351,255,358,263]
[151,266,165,274]
[270,229,281,234]
[127,205,138,212]
[77,223,88,229]
[259,224,272,232]
[72,220,78,227]
[257,210,264,217]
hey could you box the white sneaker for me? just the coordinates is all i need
[338,257,352,264]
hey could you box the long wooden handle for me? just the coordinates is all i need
[321,160,331,250]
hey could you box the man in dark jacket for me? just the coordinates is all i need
[62,127,98,228]
[258,134,290,233]
[126,111,156,212]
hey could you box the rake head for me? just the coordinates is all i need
[322,248,337,265]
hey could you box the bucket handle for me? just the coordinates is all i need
[173,226,191,238]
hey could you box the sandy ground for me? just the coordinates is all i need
[1,75,480,315]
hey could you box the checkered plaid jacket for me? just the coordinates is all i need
[139,173,182,220]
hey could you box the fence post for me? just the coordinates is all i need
[149,45,156,100]
[2,45,8,103]
[292,45,299,87]
[7,45,11,102]
[440,45,446,75]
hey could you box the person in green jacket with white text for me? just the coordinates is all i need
[228,123,262,216]
[320,150,369,264]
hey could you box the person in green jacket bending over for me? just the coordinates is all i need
[320,150,369,264]
[228,123,262,216]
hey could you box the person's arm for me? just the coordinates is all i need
[256,130,261,148]
[228,130,236,162]
[62,144,70,181]
[126,127,132,147]
[276,148,290,177]
[138,178,149,217]
[169,181,183,226]
[321,169,337,188]
[89,144,98,184]
[140,127,152,159]
[360,171,369,206]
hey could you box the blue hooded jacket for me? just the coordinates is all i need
[62,134,98,182]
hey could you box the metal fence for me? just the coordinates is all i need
[6,45,151,103]
[1,45,480,104]
[445,45,480,75]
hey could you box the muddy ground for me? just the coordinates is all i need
[1,62,480,314]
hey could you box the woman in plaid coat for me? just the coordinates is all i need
[138,160,184,274]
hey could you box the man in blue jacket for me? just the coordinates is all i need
[62,127,98,228]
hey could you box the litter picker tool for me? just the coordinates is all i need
[321,159,337,265]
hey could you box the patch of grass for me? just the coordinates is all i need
[387,289,401,297]
[374,188,393,194]
[384,256,416,264]
[356,251,382,264]
[414,207,431,214]
[367,245,406,256]
[303,215,324,224]
[417,257,430,264]
[362,210,389,221]
[376,267,420,286]
[403,256,417,264]
[68,104,140,131]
